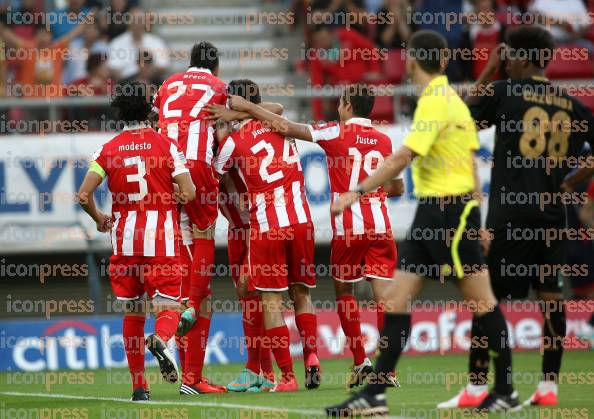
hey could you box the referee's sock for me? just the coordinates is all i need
[364,313,411,396]
[475,306,513,395]
[541,301,566,382]
[468,315,489,386]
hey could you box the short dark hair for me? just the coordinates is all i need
[408,30,448,74]
[228,79,261,104]
[190,41,219,71]
[342,84,375,118]
[87,53,106,74]
[506,26,555,69]
[110,81,152,123]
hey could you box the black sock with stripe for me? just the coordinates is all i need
[364,313,411,396]
[542,301,566,382]
[476,306,513,395]
[469,315,489,386]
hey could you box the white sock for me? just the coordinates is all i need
[466,383,488,395]
[537,380,558,395]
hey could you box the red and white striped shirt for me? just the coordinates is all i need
[91,125,189,256]
[153,67,227,164]
[219,169,250,229]
[214,120,312,232]
[308,118,395,236]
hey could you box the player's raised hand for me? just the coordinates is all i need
[205,104,236,121]
[228,95,251,112]
[96,212,113,233]
[331,191,360,216]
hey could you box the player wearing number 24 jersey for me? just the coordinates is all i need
[226,84,402,390]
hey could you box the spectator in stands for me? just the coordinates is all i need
[309,24,381,119]
[50,0,90,39]
[0,16,92,97]
[66,53,112,130]
[127,49,165,87]
[529,0,593,49]
[374,0,412,49]
[107,8,169,81]
[99,0,139,41]
[461,0,505,80]
[65,22,109,85]
[413,0,469,81]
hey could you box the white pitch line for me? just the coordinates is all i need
[1,391,414,419]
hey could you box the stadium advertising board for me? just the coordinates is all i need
[0,305,589,372]
[0,126,495,252]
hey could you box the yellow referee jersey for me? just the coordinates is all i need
[404,75,479,197]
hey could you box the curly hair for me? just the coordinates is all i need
[110,81,152,123]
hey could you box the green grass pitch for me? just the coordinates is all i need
[0,351,592,418]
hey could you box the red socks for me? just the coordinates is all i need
[295,313,317,360]
[190,238,215,301]
[265,325,294,380]
[123,315,147,390]
[184,316,211,386]
[259,340,274,381]
[241,295,263,374]
[337,295,366,365]
[155,310,180,343]
[175,334,187,380]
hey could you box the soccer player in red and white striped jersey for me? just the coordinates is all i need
[213,80,320,392]
[228,84,403,389]
[78,81,196,401]
[152,41,228,394]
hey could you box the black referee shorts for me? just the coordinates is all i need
[398,195,486,280]
[487,227,565,300]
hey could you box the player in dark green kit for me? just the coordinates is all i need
[439,26,594,409]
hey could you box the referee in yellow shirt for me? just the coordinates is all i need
[326,30,519,416]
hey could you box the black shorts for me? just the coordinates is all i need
[398,195,486,280]
[487,227,565,299]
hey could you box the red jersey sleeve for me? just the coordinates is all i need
[213,135,237,175]
[166,138,190,178]
[307,122,342,154]
[89,144,108,179]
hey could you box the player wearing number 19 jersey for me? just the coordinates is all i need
[214,80,320,392]
[439,26,594,409]
[152,42,228,394]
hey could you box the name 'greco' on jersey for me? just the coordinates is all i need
[152,67,227,163]
[308,118,394,236]
[214,119,312,232]
[91,126,189,257]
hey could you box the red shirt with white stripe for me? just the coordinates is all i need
[214,119,312,232]
[153,67,227,164]
[91,125,189,257]
[308,118,394,237]
[219,168,250,229]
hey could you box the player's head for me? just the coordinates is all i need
[228,79,261,104]
[338,84,375,121]
[406,30,448,81]
[190,41,220,76]
[505,26,554,79]
[110,81,152,124]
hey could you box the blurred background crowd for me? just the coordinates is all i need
[2,0,594,126]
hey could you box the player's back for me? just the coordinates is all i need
[309,119,393,236]
[94,126,187,256]
[153,68,227,163]
[215,119,311,232]
[219,168,250,229]
[470,77,594,227]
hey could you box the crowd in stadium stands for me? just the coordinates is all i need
[2,0,594,126]
[294,0,594,120]
[0,0,169,130]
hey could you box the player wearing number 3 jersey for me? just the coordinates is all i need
[78,81,196,402]
[214,80,320,392]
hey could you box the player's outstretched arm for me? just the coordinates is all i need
[331,146,415,215]
[228,95,313,141]
[77,171,112,232]
[384,178,404,197]
[173,172,196,204]
[207,102,284,122]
